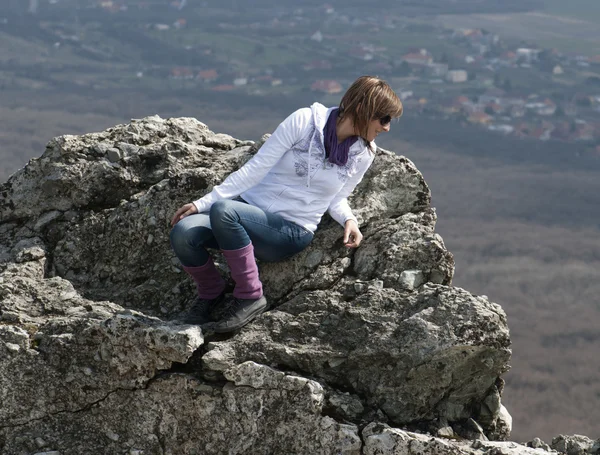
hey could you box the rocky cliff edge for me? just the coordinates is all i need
[0,116,596,454]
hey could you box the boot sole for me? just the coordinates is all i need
[213,303,267,333]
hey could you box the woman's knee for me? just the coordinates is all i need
[170,217,210,250]
[210,200,237,225]
[169,221,190,253]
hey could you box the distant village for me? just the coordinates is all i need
[40,1,600,148]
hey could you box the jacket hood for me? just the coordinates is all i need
[309,102,335,145]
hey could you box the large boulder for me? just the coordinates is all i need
[0,115,523,454]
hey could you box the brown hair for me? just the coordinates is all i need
[338,76,403,150]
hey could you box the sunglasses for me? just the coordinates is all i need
[378,115,392,126]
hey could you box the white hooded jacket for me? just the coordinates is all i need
[192,102,376,233]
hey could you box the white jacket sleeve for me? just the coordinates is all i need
[192,108,310,213]
[327,151,375,227]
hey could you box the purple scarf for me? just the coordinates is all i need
[323,108,358,166]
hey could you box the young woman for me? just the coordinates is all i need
[170,75,403,332]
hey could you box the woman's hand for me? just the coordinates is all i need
[171,203,198,227]
[343,220,363,248]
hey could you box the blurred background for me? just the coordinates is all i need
[1,0,599,441]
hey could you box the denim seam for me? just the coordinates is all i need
[223,198,313,236]
[236,218,313,240]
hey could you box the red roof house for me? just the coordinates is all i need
[311,80,342,94]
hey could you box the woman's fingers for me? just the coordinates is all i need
[170,207,185,226]
[354,233,363,248]
[347,234,362,248]
[170,204,196,226]
[344,226,363,248]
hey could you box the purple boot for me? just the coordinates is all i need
[214,243,267,333]
[182,257,226,324]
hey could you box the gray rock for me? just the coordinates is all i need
[459,418,489,441]
[203,283,510,427]
[528,438,551,451]
[34,210,62,232]
[552,435,595,455]
[399,269,426,290]
[327,391,365,421]
[494,404,513,441]
[363,423,551,455]
[0,115,588,454]
[1,362,362,455]
[436,417,455,438]
[106,148,122,162]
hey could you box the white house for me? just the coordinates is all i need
[310,31,323,42]
[425,63,449,77]
[446,70,468,83]
[488,124,514,135]
[401,49,432,66]
[398,90,414,100]
[516,48,540,63]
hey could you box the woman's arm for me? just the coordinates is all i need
[327,152,376,247]
[192,108,311,213]
[327,153,375,227]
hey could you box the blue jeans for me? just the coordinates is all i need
[170,199,314,267]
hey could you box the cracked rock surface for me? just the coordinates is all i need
[0,116,593,454]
